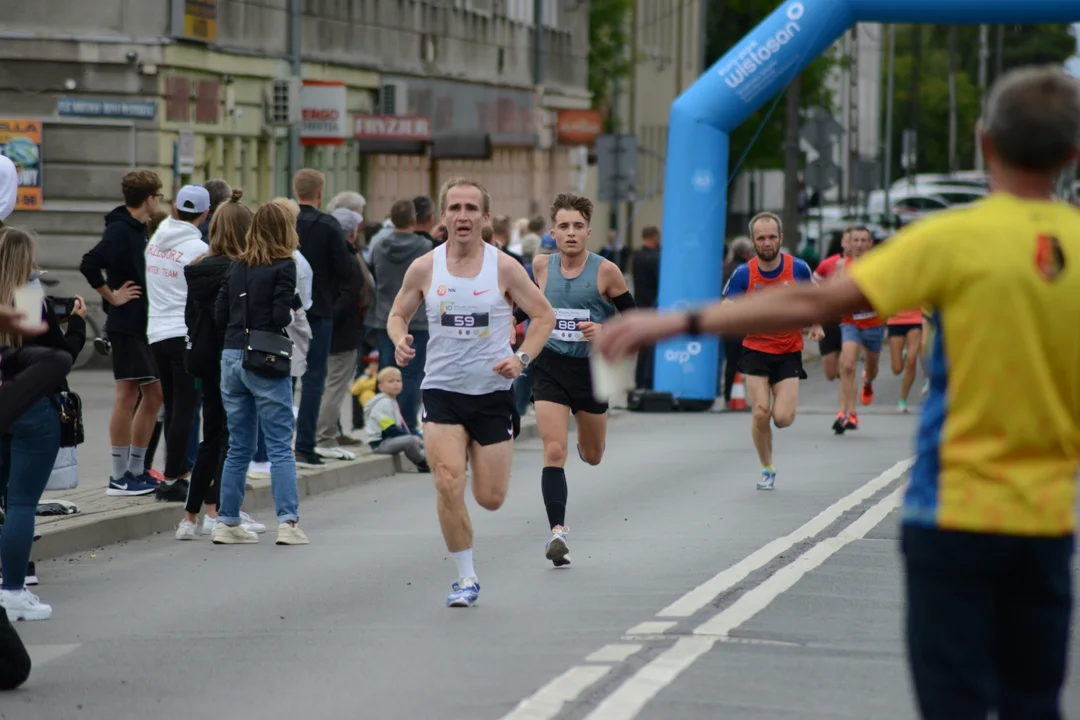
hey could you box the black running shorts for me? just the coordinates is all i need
[531,351,609,415]
[818,323,842,356]
[887,323,922,338]
[109,332,159,384]
[740,349,807,386]
[422,388,520,446]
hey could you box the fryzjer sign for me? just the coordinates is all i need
[300,80,348,145]
[354,115,432,141]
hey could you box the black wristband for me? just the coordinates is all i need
[686,312,702,336]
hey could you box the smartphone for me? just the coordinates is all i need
[48,296,76,320]
[12,283,46,332]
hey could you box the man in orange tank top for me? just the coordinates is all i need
[721,213,823,490]
[812,228,852,382]
[832,226,883,434]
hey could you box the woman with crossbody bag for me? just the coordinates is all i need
[212,202,308,546]
[0,228,86,620]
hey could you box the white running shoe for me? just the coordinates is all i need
[212,524,258,544]
[175,519,198,541]
[240,511,267,534]
[315,446,356,461]
[1,588,52,621]
[201,515,218,536]
[247,462,271,480]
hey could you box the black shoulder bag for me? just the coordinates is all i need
[50,388,85,448]
[239,264,293,379]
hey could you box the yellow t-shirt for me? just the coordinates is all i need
[848,193,1080,537]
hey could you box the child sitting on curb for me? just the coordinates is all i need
[364,367,430,472]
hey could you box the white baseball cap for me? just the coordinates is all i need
[175,184,211,214]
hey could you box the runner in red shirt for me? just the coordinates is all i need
[831,227,883,433]
[722,212,823,490]
[887,306,925,412]
[812,229,852,382]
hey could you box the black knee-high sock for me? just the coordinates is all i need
[541,466,568,529]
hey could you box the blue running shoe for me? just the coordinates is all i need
[447,578,480,608]
[106,472,157,497]
[756,470,776,491]
[545,527,572,567]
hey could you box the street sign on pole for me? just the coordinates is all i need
[596,133,638,204]
[804,158,840,193]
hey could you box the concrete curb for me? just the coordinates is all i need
[34,455,397,561]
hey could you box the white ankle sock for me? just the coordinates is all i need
[451,549,476,581]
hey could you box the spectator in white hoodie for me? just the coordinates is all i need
[145,185,209,502]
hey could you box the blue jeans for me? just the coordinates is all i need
[253,425,269,464]
[0,398,60,590]
[295,315,333,455]
[378,329,427,433]
[219,350,299,525]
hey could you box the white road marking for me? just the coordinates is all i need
[624,621,676,636]
[501,665,612,720]
[26,643,81,667]
[657,457,913,618]
[502,459,912,720]
[586,644,643,663]
[583,485,905,719]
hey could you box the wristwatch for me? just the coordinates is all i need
[515,351,531,366]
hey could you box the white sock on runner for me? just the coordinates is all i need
[451,549,476,581]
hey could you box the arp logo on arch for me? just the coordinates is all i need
[664,341,702,366]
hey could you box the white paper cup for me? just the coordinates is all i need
[12,283,46,331]
[590,351,634,403]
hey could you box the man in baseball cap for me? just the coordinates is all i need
[174,184,211,215]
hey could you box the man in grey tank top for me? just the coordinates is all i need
[529,193,636,567]
[385,178,555,608]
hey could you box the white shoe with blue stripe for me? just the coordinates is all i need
[756,469,776,491]
[447,578,480,608]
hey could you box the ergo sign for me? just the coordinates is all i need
[301,80,347,145]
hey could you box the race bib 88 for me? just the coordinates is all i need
[552,308,591,342]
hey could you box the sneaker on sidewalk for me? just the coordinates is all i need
[155,478,190,503]
[106,472,157,497]
[295,451,324,468]
[200,516,217,536]
[1,589,52,621]
[315,446,356,461]
[276,523,310,545]
[240,511,267,534]
[212,524,258,544]
[247,461,271,480]
[175,519,198,541]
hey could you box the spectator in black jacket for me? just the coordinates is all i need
[213,202,307,547]
[0,228,86,622]
[315,208,366,458]
[79,169,164,497]
[292,169,358,468]
[631,225,661,391]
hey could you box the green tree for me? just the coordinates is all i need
[704,0,837,176]
[588,0,634,130]
[884,24,1077,181]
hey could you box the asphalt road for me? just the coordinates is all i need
[9,366,1080,719]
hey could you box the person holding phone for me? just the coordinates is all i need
[0,227,86,622]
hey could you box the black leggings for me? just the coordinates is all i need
[150,337,198,479]
[185,373,226,514]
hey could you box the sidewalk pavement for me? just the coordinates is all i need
[31,413,550,563]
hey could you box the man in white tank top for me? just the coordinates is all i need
[386,178,555,608]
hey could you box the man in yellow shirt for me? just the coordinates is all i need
[597,65,1080,719]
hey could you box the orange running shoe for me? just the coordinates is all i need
[832,412,848,434]
[845,412,859,431]
[860,371,874,406]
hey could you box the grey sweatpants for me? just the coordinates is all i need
[316,349,357,447]
[374,435,426,467]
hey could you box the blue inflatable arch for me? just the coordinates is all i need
[654,0,1080,408]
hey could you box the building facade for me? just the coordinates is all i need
[1,0,591,280]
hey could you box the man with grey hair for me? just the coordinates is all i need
[326,190,367,216]
[596,65,1080,718]
[314,208,367,459]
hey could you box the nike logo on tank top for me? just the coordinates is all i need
[421,243,514,395]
